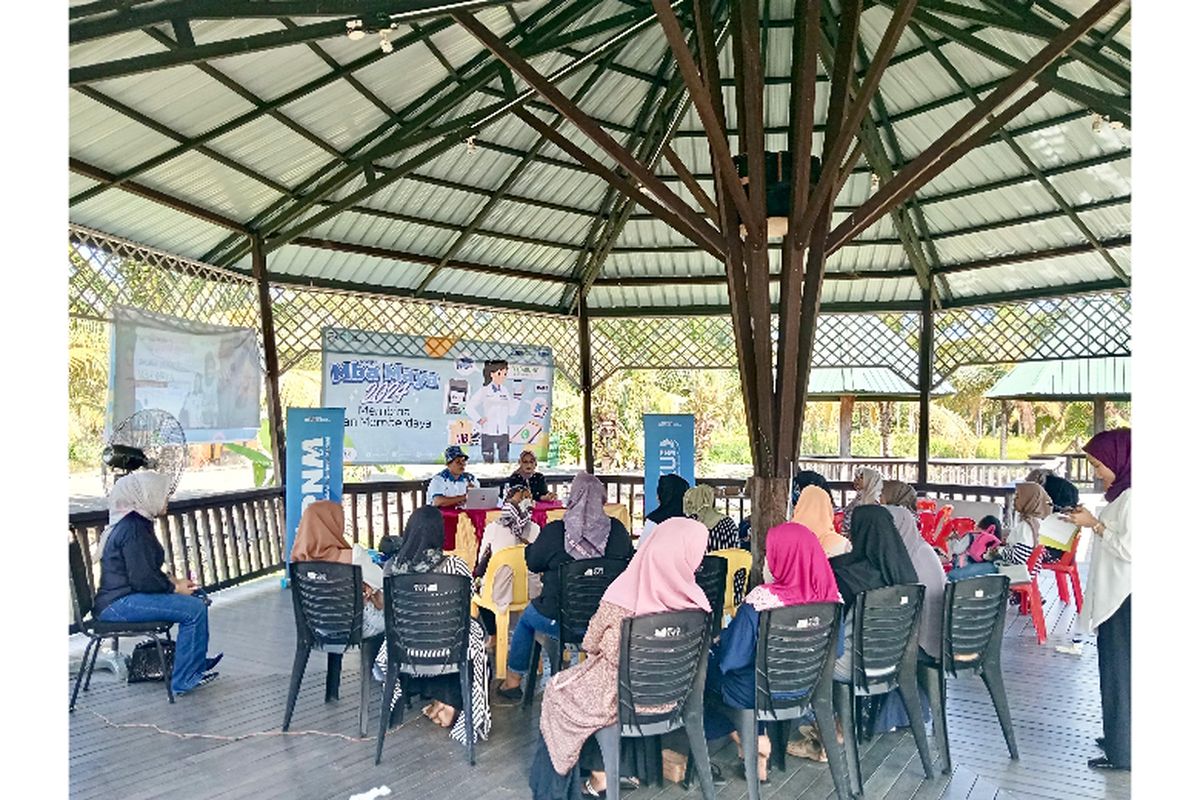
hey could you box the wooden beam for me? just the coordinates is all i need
[917,289,934,485]
[663,145,720,223]
[252,233,286,485]
[839,396,855,458]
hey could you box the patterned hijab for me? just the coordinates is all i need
[602,517,710,615]
[853,467,884,505]
[385,505,447,575]
[683,484,724,529]
[563,472,612,559]
[745,522,841,611]
[497,491,535,542]
[1083,428,1131,502]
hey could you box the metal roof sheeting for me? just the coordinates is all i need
[985,356,1130,400]
[68,1,1131,315]
[807,367,953,398]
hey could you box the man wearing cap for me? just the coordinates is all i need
[427,445,480,508]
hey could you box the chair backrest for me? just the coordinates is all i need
[710,548,752,615]
[930,505,953,541]
[1026,543,1046,572]
[915,497,938,514]
[937,517,976,551]
[68,538,94,628]
[479,544,529,608]
[833,510,845,534]
[941,574,1010,678]
[918,511,937,544]
[383,572,471,673]
[694,555,728,637]
[851,584,925,695]
[755,602,842,720]
[1059,530,1081,566]
[616,608,711,736]
[557,557,628,646]
[289,561,365,654]
[545,507,566,524]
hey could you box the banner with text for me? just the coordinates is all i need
[109,306,262,443]
[643,414,696,518]
[321,327,554,464]
[284,407,345,583]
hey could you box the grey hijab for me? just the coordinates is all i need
[562,472,612,559]
[885,505,946,659]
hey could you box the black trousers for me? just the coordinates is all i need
[1096,594,1131,768]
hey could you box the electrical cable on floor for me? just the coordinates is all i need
[85,708,417,744]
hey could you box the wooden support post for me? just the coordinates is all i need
[999,400,1011,460]
[579,294,596,473]
[839,396,854,458]
[917,290,934,486]
[252,233,286,485]
[746,476,789,587]
[1092,395,1106,492]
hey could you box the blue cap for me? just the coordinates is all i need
[444,445,468,464]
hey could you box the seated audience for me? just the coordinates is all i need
[92,471,221,695]
[792,484,851,556]
[474,485,541,636]
[427,445,480,508]
[640,473,690,544]
[791,469,832,507]
[374,506,490,746]
[990,482,1053,578]
[507,449,558,502]
[528,518,711,800]
[841,466,883,534]
[684,484,740,551]
[292,500,385,637]
[1026,467,1080,512]
[496,473,633,701]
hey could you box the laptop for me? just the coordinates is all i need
[462,486,501,510]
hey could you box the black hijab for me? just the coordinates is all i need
[646,473,690,524]
[791,470,832,506]
[1042,473,1079,511]
[828,505,919,607]
[384,505,447,575]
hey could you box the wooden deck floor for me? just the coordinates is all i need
[69,562,1130,800]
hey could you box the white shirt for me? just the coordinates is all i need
[1080,488,1132,633]
[466,382,519,437]
[478,518,540,561]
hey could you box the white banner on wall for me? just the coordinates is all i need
[109,306,262,442]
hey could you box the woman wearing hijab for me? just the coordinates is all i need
[791,469,832,507]
[497,473,633,701]
[828,505,919,683]
[841,466,883,535]
[707,522,843,779]
[474,486,541,637]
[684,484,740,551]
[792,485,852,557]
[291,500,385,638]
[640,473,690,544]
[373,506,491,746]
[1064,429,1131,771]
[93,471,221,696]
[1026,467,1080,513]
[528,518,711,799]
[992,482,1053,579]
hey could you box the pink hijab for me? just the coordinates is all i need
[602,517,711,615]
[745,522,842,611]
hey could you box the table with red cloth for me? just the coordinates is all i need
[440,500,565,549]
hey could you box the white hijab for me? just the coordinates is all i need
[98,471,173,553]
[854,467,883,505]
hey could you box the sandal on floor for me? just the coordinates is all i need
[786,737,828,763]
[581,778,605,799]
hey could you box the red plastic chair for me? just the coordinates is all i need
[1008,544,1047,644]
[916,497,938,514]
[917,512,937,544]
[936,517,976,552]
[1043,532,1084,612]
[923,505,953,547]
[833,510,845,534]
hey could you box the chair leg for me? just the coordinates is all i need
[282,644,309,731]
[152,635,175,705]
[70,636,98,712]
[325,652,343,702]
[358,642,377,738]
[82,633,105,692]
[860,695,878,742]
[461,662,476,766]
[1030,583,1047,644]
[522,638,543,709]
[813,690,853,800]
[596,725,622,800]
[375,663,399,766]
[898,673,935,779]
[1070,568,1084,613]
[735,708,761,800]
[495,608,510,683]
[683,711,717,800]
[981,660,1019,760]
[834,683,862,797]
[919,664,950,774]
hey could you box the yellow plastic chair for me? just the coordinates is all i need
[603,503,632,532]
[470,545,529,681]
[709,548,752,622]
[484,508,503,527]
[545,507,566,524]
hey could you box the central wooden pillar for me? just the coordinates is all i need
[252,233,286,485]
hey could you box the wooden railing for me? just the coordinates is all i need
[795,457,1059,488]
[1031,452,1095,488]
[68,471,1017,602]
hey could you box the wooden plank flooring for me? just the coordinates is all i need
[69,560,1130,800]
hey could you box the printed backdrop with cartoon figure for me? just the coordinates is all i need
[321,327,554,464]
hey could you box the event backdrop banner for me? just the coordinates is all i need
[321,327,554,464]
[643,414,695,518]
[284,407,345,582]
[109,306,262,443]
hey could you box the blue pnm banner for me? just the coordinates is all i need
[283,407,345,586]
[643,414,695,519]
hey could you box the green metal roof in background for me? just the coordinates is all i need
[808,366,954,399]
[985,355,1129,400]
[68,0,1132,317]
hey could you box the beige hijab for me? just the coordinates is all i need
[792,485,852,557]
[683,485,724,529]
[1014,481,1053,540]
[854,467,884,505]
[292,500,383,589]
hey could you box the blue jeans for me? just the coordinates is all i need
[99,592,210,694]
[506,603,559,674]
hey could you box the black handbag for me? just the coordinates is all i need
[127,639,175,683]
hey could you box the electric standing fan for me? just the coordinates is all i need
[102,408,188,493]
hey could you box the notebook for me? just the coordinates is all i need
[1039,514,1080,551]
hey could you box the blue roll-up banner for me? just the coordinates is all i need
[283,407,345,587]
[643,414,695,518]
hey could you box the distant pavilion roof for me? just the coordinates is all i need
[808,366,953,400]
[985,355,1129,401]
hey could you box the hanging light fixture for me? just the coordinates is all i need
[346,12,399,52]
[732,152,822,238]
